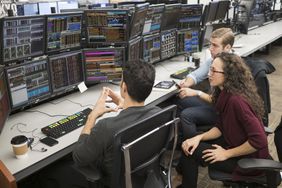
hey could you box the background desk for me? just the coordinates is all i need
[1,20,282,182]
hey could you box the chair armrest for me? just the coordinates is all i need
[73,165,102,182]
[238,158,282,171]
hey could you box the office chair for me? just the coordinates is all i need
[0,160,17,188]
[85,105,179,188]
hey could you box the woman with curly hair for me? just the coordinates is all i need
[178,52,269,188]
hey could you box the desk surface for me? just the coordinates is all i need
[1,20,282,181]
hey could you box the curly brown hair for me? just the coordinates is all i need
[211,52,264,119]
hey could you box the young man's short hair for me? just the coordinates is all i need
[122,60,155,102]
[211,28,234,48]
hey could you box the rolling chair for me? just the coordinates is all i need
[84,105,180,188]
[0,160,17,188]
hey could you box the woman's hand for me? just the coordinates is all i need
[182,135,202,156]
[178,88,198,99]
[202,144,230,164]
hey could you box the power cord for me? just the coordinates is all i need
[49,98,94,108]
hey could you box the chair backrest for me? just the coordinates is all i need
[111,105,179,188]
[274,116,282,162]
[0,160,17,188]
[244,57,276,127]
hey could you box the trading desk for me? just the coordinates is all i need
[1,20,282,182]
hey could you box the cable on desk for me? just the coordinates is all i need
[49,98,94,108]
[24,109,69,117]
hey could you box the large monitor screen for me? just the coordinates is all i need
[0,66,10,134]
[5,58,51,110]
[161,29,177,59]
[83,47,125,84]
[23,3,39,16]
[142,4,164,35]
[161,4,181,31]
[46,13,82,53]
[142,33,161,63]
[2,16,45,64]
[203,2,218,24]
[129,3,149,40]
[48,50,83,93]
[85,9,129,45]
[38,2,58,15]
[178,4,203,29]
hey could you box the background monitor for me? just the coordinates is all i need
[142,4,164,35]
[177,29,199,54]
[57,1,79,13]
[142,33,161,63]
[215,0,230,21]
[46,13,82,53]
[0,66,10,134]
[83,47,125,84]
[85,9,129,45]
[129,3,149,40]
[5,58,51,110]
[161,4,181,31]
[2,16,45,64]
[203,2,218,24]
[178,4,203,29]
[128,36,142,61]
[38,2,58,15]
[48,50,83,94]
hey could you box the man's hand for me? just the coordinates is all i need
[107,88,124,109]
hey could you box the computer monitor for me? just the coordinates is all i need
[38,2,58,15]
[129,3,149,40]
[0,66,10,134]
[57,1,79,13]
[46,13,82,54]
[85,9,129,46]
[128,36,142,61]
[142,4,164,35]
[202,2,218,24]
[48,50,83,94]
[142,33,161,63]
[200,24,213,49]
[215,0,230,21]
[177,29,199,54]
[161,4,181,31]
[160,29,177,60]
[5,58,51,110]
[83,47,125,84]
[18,3,39,16]
[1,15,45,64]
[178,4,203,29]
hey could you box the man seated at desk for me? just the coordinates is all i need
[36,60,159,188]
[177,27,235,138]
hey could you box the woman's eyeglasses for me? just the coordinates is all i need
[209,67,224,74]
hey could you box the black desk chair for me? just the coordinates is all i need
[86,105,180,188]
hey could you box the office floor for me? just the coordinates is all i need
[172,43,282,188]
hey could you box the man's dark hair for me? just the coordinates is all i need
[122,60,155,102]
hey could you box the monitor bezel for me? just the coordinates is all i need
[1,15,46,65]
[5,58,52,111]
[82,47,126,85]
[48,50,83,95]
[45,12,83,55]
[0,65,11,135]
[84,9,130,46]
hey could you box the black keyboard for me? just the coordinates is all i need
[170,67,196,80]
[41,108,92,139]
